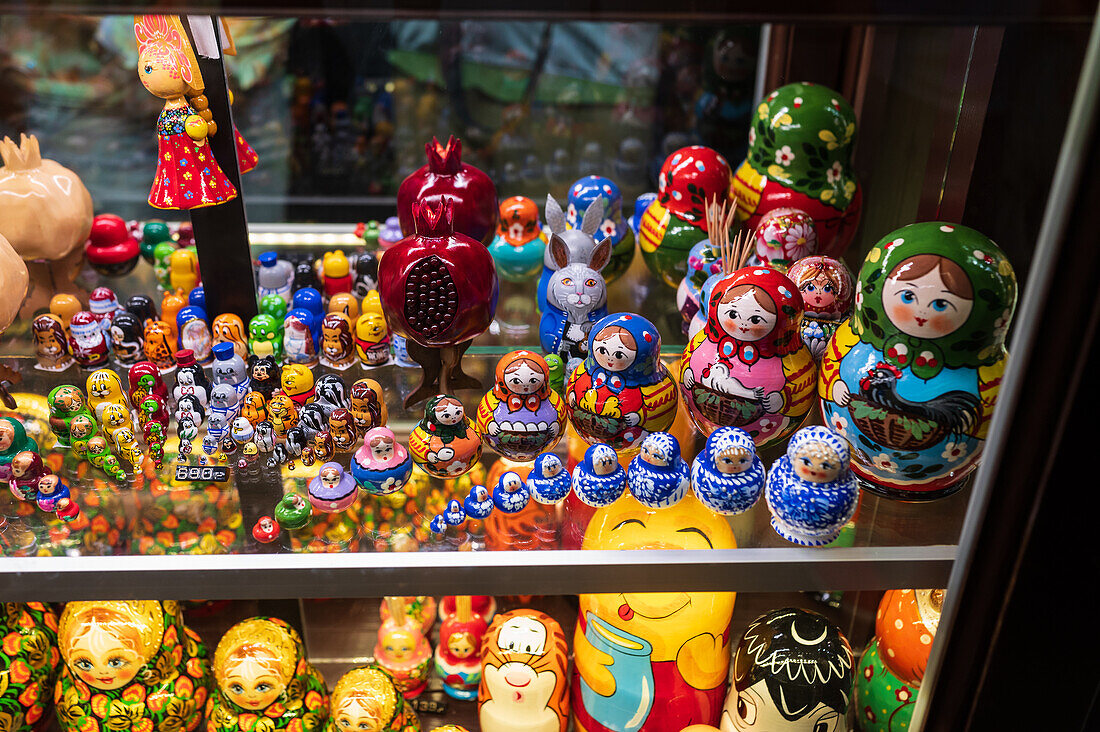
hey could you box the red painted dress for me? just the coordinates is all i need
[149,105,237,209]
[235,126,258,173]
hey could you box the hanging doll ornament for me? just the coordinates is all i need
[378,197,498,407]
[409,395,482,479]
[375,597,433,700]
[691,426,765,515]
[627,431,690,509]
[565,313,678,453]
[680,201,817,448]
[786,255,854,362]
[476,350,567,462]
[135,15,236,209]
[733,82,861,258]
[434,596,489,701]
[489,195,547,282]
[324,665,420,732]
[819,222,1017,500]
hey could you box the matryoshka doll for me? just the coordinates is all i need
[409,396,482,479]
[566,175,634,284]
[819,222,1017,500]
[144,319,178,373]
[320,313,356,370]
[323,665,419,732]
[68,312,109,369]
[352,427,412,495]
[32,314,74,371]
[109,312,145,366]
[478,609,569,732]
[475,350,566,462]
[209,617,329,732]
[434,596,488,701]
[86,369,129,422]
[0,602,59,732]
[720,608,853,732]
[573,492,736,732]
[212,313,249,361]
[47,385,91,449]
[690,427,765,516]
[354,292,390,368]
[733,82,861,258]
[0,417,38,482]
[379,597,437,636]
[284,310,319,366]
[750,208,818,269]
[349,379,387,434]
[786,255,854,363]
[134,15,237,210]
[489,196,547,282]
[374,598,432,700]
[177,306,214,364]
[56,600,212,732]
[680,265,817,447]
[565,313,678,454]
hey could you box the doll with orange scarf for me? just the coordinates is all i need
[135,15,237,210]
[476,350,567,462]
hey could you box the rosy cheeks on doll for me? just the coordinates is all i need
[717,292,776,341]
[883,269,973,339]
[71,647,141,690]
[225,673,284,709]
[506,362,544,395]
[801,281,836,309]
[791,444,841,483]
[716,447,753,475]
[593,333,637,371]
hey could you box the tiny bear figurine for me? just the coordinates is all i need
[434,595,488,701]
[409,395,482,479]
[476,350,567,462]
[354,291,391,368]
[308,462,357,513]
[571,443,626,508]
[691,426,765,515]
[566,313,678,453]
[786,255,854,362]
[324,665,420,732]
[722,608,853,732]
[280,363,316,406]
[491,470,531,514]
[248,354,280,400]
[375,597,432,700]
[765,426,858,546]
[527,452,572,505]
[352,426,413,495]
[627,431,690,509]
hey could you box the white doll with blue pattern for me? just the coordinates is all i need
[627,432,690,508]
[492,471,531,514]
[572,443,627,507]
[528,452,572,505]
[691,426,766,515]
[765,425,858,546]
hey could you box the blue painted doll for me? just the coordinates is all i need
[572,443,627,508]
[627,432,690,509]
[691,426,765,515]
[528,452,572,505]
[492,470,531,514]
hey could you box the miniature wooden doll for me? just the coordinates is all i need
[379,597,438,636]
[212,341,250,400]
[113,426,145,472]
[750,208,818,268]
[248,355,280,401]
[32,313,73,371]
[638,145,732,287]
[321,313,356,370]
[212,313,249,361]
[177,307,213,364]
[209,617,329,732]
[733,83,861,258]
[786,255,854,362]
[280,363,315,406]
[327,409,357,452]
[354,292,390,368]
[627,431,690,509]
[571,444,626,508]
[479,609,569,732]
[0,417,37,483]
[257,251,294,305]
[69,311,109,369]
[268,394,299,439]
[489,196,547,282]
[573,492,736,732]
[328,293,359,321]
[314,375,350,420]
[309,462,357,513]
[352,427,413,495]
[8,450,47,501]
[677,239,723,333]
[434,596,488,701]
[86,368,128,422]
[56,600,212,732]
[322,251,353,298]
[135,15,236,209]
[324,665,420,732]
[144,319,178,373]
[409,395,482,479]
[101,402,135,441]
[350,379,387,433]
[819,222,1017,500]
[239,391,267,425]
[0,602,59,732]
[721,608,853,732]
[764,426,858,545]
[68,413,99,460]
[527,452,571,505]
[681,216,817,447]
[691,426,765,515]
[565,313,679,453]
[170,248,200,292]
[85,213,140,277]
[284,310,319,366]
[109,312,146,366]
[476,350,567,462]
[248,314,283,361]
[128,360,170,409]
[566,175,634,284]
[375,598,432,700]
[492,470,531,514]
[47,385,91,448]
[274,493,312,530]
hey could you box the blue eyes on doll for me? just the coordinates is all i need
[900,290,916,303]
[931,299,950,311]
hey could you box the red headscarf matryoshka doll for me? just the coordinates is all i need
[475,350,567,462]
[566,313,679,454]
[680,267,817,448]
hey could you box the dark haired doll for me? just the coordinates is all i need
[293,258,321,292]
[248,354,280,400]
[723,607,853,731]
[175,394,206,428]
[351,251,379,299]
[109,312,146,366]
[125,294,159,325]
[314,374,350,419]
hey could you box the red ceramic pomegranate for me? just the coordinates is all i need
[397,136,498,245]
[379,197,499,406]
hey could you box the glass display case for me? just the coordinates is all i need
[1,3,1098,731]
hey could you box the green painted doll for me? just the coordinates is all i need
[47,386,92,450]
[0,417,39,483]
[55,600,212,732]
[1,602,61,732]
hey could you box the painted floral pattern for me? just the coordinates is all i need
[0,603,60,732]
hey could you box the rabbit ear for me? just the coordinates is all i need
[549,234,571,270]
[580,197,607,236]
[545,194,566,234]
[590,237,612,272]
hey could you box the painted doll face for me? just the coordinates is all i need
[800,273,837,311]
[500,472,523,494]
[138,49,186,98]
[183,321,211,353]
[67,622,144,690]
[320,467,341,490]
[718,288,776,342]
[11,452,38,477]
[380,627,417,663]
[38,474,60,495]
[592,446,617,476]
[497,616,548,656]
[883,262,973,339]
[370,435,395,462]
[335,698,385,732]
[716,445,753,475]
[433,400,464,426]
[222,653,286,710]
[540,455,563,478]
[593,330,637,372]
[640,439,670,467]
[721,679,841,732]
[791,442,841,483]
[448,631,476,659]
[35,329,62,356]
[504,361,545,395]
[0,423,12,451]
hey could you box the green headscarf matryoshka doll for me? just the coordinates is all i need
[55,600,212,732]
[208,617,329,732]
[1,602,61,732]
[819,222,1017,500]
[0,417,39,482]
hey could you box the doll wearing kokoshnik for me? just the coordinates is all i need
[476,350,566,462]
[55,600,211,732]
[208,617,328,732]
[0,602,61,732]
[324,666,419,732]
[819,222,1017,499]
